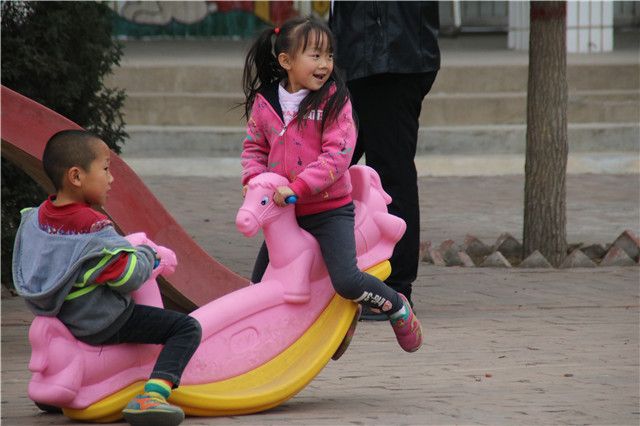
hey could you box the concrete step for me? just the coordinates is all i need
[121,122,640,158]
[433,63,640,93]
[110,35,639,161]
[120,89,639,126]
[107,65,243,94]
[107,63,640,94]
[423,89,639,126]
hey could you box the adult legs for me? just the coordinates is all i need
[347,72,437,302]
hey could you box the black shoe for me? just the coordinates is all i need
[359,306,388,321]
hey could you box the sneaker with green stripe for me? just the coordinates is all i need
[390,294,423,352]
[122,391,184,426]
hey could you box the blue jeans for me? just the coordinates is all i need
[99,304,201,387]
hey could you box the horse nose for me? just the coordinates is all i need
[236,212,250,228]
[236,209,258,237]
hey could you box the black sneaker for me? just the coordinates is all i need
[359,306,388,321]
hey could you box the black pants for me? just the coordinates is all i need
[99,304,202,387]
[347,71,438,301]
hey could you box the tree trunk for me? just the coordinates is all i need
[523,1,568,267]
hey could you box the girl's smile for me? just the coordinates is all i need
[281,33,334,93]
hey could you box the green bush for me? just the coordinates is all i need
[1,1,127,287]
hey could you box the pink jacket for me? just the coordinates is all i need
[241,82,357,216]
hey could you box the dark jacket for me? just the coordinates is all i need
[330,1,441,82]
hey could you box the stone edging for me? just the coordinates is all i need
[420,230,640,268]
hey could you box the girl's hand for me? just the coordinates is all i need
[273,186,296,207]
[242,185,248,197]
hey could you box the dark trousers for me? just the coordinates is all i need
[99,304,202,387]
[347,71,438,301]
[251,203,401,312]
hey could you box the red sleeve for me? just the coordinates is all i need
[94,253,130,284]
[289,178,313,198]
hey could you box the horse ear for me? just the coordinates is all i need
[348,166,370,203]
[368,167,392,205]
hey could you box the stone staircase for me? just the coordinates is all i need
[107,34,639,161]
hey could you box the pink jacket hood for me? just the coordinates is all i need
[241,82,357,216]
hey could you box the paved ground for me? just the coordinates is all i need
[2,173,639,425]
[128,173,640,277]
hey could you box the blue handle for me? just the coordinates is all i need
[285,195,298,204]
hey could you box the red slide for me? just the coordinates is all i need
[1,85,248,310]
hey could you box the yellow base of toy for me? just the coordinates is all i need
[63,260,391,422]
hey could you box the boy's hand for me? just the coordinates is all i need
[154,245,178,275]
[273,186,295,207]
[149,247,161,269]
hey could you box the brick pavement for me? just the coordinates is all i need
[2,174,639,425]
[136,173,639,277]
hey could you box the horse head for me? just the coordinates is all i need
[236,173,293,237]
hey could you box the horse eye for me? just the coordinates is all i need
[260,196,269,205]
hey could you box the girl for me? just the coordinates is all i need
[240,16,422,352]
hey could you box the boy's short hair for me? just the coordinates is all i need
[42,130,103,191]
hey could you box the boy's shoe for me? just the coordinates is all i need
[122,392,184,426]
[390,294,423,352]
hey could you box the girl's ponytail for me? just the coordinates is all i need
[242,27,285,119]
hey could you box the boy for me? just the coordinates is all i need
[12,130,201,426]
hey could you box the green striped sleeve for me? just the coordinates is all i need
[107,254,138,288]
[65,285,98,301]
[74,247,136,288]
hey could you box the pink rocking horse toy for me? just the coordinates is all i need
[24,165,405,421]
[237,165,406,290]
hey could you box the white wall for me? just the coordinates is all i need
[508,1,614,53]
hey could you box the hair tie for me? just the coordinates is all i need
[274,27,280,35]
